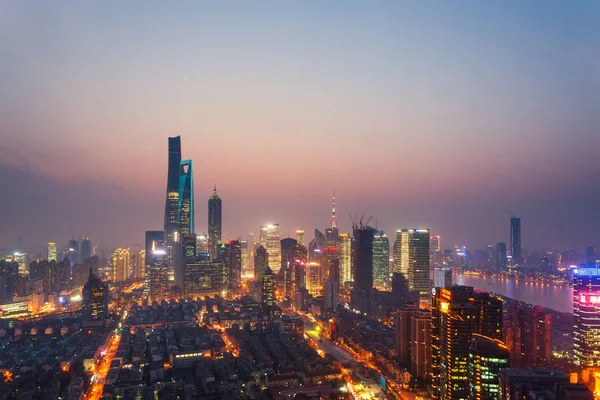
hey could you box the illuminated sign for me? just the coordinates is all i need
[579,294,600,304]
[440,301,450,313]
[441,288,452,301]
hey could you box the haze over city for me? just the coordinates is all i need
[1,1,599,252]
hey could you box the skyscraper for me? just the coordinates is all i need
[240,239,249,276]
[80,238,92,262]
[146,240,169,300]
[68,238,80,265]
[396,230,410,275]
[503,302,551,368]
[573,264,600,370]
[468,334,510,400]
[306,262,321,297]
[496,242,507,269]
[372,230,389,287]
[111,248,131,282]
[510,216,521,263]
[228,240,242,289]
[82,269,108,328]
[164,136,182,261]
[196,232,208,255]
[260,224,281,274]
[47,242,57,262]
[431,235,441,252]
[433,267,452,289]
[208,186,222,260]
[411,310,432,380]
[398,229,431,296]
[432,286,503,400]
[254,245,268,282]
[339,233,352,285]
[178,159,194,235]
[352,226,374,292]
[296,229,305,246]
[262,266,276,307]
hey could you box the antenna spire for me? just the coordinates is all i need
[330,190,337,228]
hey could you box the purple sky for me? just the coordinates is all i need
[1,1,599,254]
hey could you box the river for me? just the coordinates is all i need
[452,273,573,314]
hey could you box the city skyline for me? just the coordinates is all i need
[1,2,599,251]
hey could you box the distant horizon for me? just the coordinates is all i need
[1,2,599,252]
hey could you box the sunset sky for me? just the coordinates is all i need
[1,1,599,253]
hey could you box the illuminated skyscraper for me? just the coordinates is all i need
[146,240,169,300]
[468,334,510,400]
[13,252,27,275]
[111,248,131,283]
[254,245,268,283]
[510,216,521,263]
[372,230,389,287]
[68,238,79,265]
[136,250,146,279]
[178,159,194,235]
[82,269,108,327]
[260,224,281,274]
[306,262,321,297]
[411,310,432,380]
[396,230,410,275]
[262,266,276,307]
[432,286,503,400]
[196,232,208,255]
[47,242,57,262]
[296,229,305,246]
[573,264,600,370]
[208,186,222,260]
[339,233,352,285]
[240,239,249,276]
[164,136,181,262]
[398,229,431,295]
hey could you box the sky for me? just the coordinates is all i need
[1,1,599,255]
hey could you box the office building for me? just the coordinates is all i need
[339,233,352,285]
[306,262,321,297]
[396,230,410,275]
[254,245,268,283]
[80,238,92,262]
[510,216,521,263]
[111,248,131,283]
[432,286,503,400]
[372,230,389,287]
[228,240,242,289]
[260,224,281,274]
[68,238,79,265]
[573,264,600,370]
[47,242,57,262]
[434,267,452,289]
[262,266,276,307]
[280,238,298,272]
[392,272,409,303]
[175,233,196,287]
[496,242,507,269]
[208,186,222,260]
[396,304,417,367]
[296,229,305,246]
[164,136,181,265]
[178,159,194,235]
[503,302,551,368]
[82,269,109,327]
[469,334,510,400]
[134,249,146,279]
[195,232,208,255]
[240,239,249,276]
[146,240,169,300]
[411,310,432,380]
[353,226,374,292]
[397,229,431,295]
